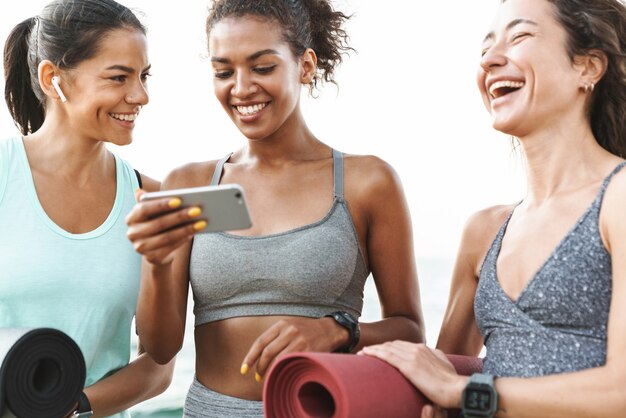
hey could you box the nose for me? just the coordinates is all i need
[126,81,149,106]
[231,71,257,98]
[480,43,507,73]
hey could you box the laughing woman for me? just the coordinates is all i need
[125,0,425,416]
[0,1,173,416]
[361,0,626,417]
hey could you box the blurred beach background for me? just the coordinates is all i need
[1,0,525,416]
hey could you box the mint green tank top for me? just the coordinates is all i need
[0,137,141,418]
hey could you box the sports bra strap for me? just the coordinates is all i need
[332,149,344,200]
[210,153,233,186]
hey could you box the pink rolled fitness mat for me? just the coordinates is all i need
[263,352,483,418]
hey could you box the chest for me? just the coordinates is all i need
[31,174,117,234]
[222,164,334,237]
[496,198,600,300]
[189,204,364,302]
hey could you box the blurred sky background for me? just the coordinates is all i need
[1,1,525,414]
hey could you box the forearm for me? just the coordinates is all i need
[358,315,425,351]
[84,353,175,418]
[136,261,186,363]
[493,365,626,418]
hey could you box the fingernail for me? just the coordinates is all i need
[255,372,262,382]
[188,207,202,217]
[168,198,182,208]
[193,220,207,231]
[240,364,249,375]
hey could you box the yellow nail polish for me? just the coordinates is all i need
[193,220,207,231]
[188,207,202,217]
[240,364,249,375]
[255,372,262,382]
[168,198,182,208]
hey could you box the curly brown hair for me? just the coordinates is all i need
[205,0,353,92]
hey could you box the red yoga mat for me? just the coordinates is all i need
[263,352,483,418]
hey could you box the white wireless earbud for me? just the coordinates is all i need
[51,76,67,103]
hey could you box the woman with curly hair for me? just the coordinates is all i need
[126,0,425,416]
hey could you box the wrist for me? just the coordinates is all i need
[451,375,470,408]
[70,391,93,418]
[324,311,360,353]
[323,316,350,351]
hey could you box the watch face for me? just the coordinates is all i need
[464,388,492,412]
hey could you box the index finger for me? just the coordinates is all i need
[125,195,183,225]
[240,326,281,377]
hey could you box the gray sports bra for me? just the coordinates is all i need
[475,162,625,377]
[189,149,369,326]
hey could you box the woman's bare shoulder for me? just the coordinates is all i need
[162,160,221,190]
[465,204,515,239]
[459,204,516,265]
[342,153,402,196]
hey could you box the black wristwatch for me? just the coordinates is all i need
[325,311,360,353]
[461,373,498,418]
[71,391,93,418]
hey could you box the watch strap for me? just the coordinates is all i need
[325,311,360,353]
[71,391,93,418]
[462,373,498,418]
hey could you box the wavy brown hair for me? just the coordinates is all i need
[503,0,626,157]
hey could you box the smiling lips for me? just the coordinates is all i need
[234,102,268,116]
[109,112,139,122]
[489,80,525,99]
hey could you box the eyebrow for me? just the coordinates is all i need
[105,64,152,73]
[211,48,280,64]
[483,18,538,43]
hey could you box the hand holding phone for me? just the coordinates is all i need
[139,184,252,233]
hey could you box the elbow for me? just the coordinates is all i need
[402,312,426,344]
[137,329,183,365]
[150,348,178,366]
[141,336,181,365]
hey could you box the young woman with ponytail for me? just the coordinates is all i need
[0,1,173,416]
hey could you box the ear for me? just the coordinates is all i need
[299,48,318,85]
[575,49,608,87]
[37,60,66,102]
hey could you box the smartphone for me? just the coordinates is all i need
[139,184,252,233]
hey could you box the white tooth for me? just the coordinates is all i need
[110,113,137,121]
[489,80,525,97]
[236,103,267,116]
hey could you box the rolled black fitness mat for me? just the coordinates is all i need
[0,328,85,418]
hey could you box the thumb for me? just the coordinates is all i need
[421,404,434,418]
[134,188,145,203]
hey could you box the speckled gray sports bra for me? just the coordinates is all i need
[475,162,625,377]
[189,149,369,326]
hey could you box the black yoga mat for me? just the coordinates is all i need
[0,328,85,418]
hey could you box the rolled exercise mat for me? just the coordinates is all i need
[0,328,86,418]
[263,352,483,418]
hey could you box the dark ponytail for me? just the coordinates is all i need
[4,18,45,135]
[206,0,353,92]
[3,0,146,135]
